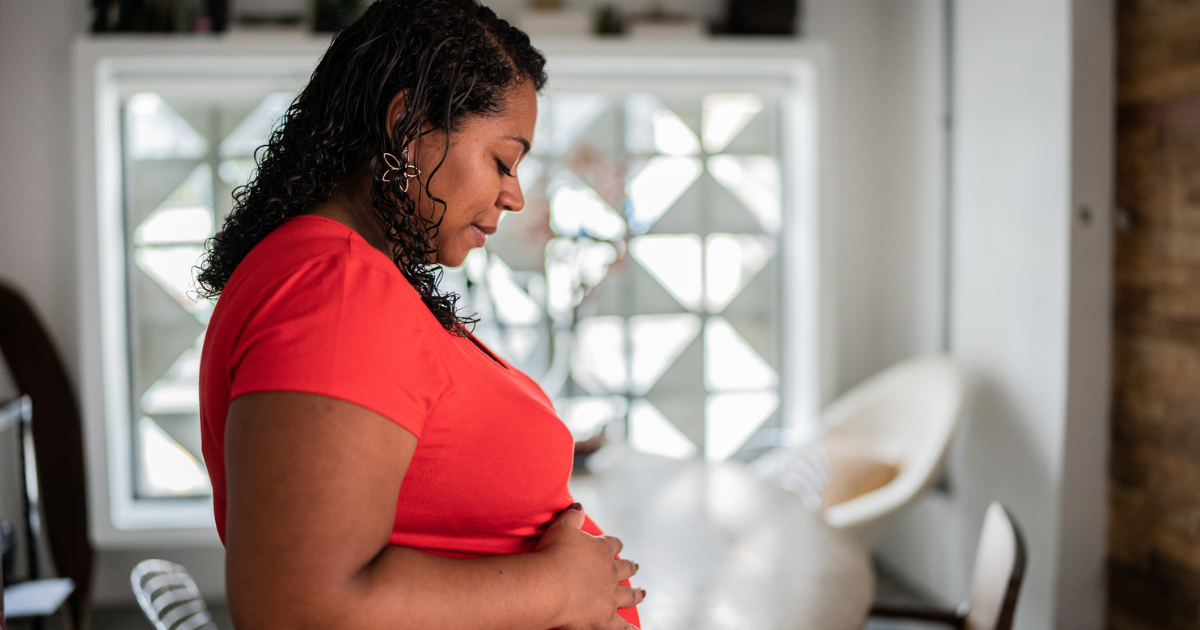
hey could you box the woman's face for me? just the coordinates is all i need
[410,82,537,267]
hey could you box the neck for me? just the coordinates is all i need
[307,172,391,254]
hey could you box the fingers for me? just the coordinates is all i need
[616,557,639,581]
[616,584,647,609]
[552,502,586,530]
[602,534,624,557]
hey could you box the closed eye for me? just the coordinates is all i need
[495,159,514,177]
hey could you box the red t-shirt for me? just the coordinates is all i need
[199,215,638,626]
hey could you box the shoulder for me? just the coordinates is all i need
[210,217,454,435]
[224,215,425,316]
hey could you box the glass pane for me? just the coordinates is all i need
[628,400,697,460]
[126,93,208,160]
[123,89,294,499]
[702,93,763,154]
[704,317,778,392]
[705,391,779,462]
[707,155,781,234]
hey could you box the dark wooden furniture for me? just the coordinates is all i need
[870,502,1027,630]
[0,283,94,630]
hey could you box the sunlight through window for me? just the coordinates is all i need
[704,317,778,391]
[630,234,703,311]
[707,155,782,234]
[629,400,698,460]
[629,314,702,395]
[139,417,211,496]
[572,316,628,394]
[625,156,703,234]
[705,391,779,461]
[126,93,208,160]
[702,93,763,154]
[549,177,627,241]
[704,234,774,313]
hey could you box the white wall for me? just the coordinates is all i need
[805,0,946,400]
[874,1,1113,629]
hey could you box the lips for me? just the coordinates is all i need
[470,224,495,247]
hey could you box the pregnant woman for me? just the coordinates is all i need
[195,1,643,628]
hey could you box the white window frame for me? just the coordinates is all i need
[74,36,827,546]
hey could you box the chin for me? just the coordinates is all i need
[437,251,470,268]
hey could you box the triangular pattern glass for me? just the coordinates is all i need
[625,156,703,234]
[705,391,779,461]
[625,94,700,156]
[721,99,775,155]
[485,256,542,327]
[132,272,206,397]
[719,262,781,369]
[571,316,627,395]
[149,414,206,473]
[702,93,763,154]
[548,171,627,241]
[643,336,705,447]
[125,93,208,161]
[629,313,702,395]
[707,155,782,234]
[628,399,698,460]
[704,233,774,313]
[646,171,760,237]
[545,94,610,157]
[138,416,212,497]
[565,142,627,212]
[135,163,214,243]
[557,396,627,441]
[127,160,205,228]
[219,92,295,158]
[629,234,703,311]
[544,238,622,318]
[135,246,211,324]
[141,333,204,414]
[704,317,778,391]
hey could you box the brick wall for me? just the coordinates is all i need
[1109,2,1200,628]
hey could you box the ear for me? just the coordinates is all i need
[385,90,408,142]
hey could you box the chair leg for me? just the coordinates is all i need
[870,601,966,629]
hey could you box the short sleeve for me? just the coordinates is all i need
[227,253,447,438]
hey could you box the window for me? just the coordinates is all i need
[453,90,788,462]
[77,42,820,538]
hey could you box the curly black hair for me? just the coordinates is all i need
[196,0,547,334]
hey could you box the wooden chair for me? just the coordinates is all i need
[870,502,1027,630]
[0,283,94,629]
[131,560,217,630]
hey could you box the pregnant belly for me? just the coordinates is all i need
[388,513,641,628]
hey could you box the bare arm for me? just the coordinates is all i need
[224,392,643,630]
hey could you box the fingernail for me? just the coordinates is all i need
[634,562,640,571]
[568,502,582,510]
[641,588,648,598]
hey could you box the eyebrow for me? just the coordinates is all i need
[504,135,532,156]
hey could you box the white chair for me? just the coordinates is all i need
[818,354,965,545]
[131,559,217,630]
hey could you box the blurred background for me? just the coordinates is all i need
[0,0,1188,629]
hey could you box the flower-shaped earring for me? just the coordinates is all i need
[382,149,421,193]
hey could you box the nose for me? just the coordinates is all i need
[498,174,525,213]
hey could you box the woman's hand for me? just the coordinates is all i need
[536,504,645,630]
